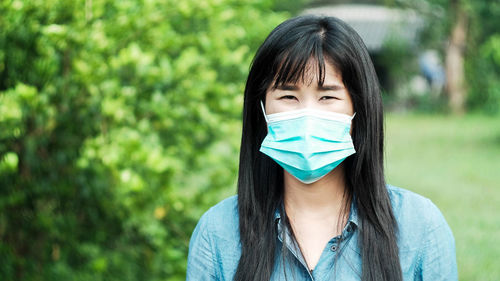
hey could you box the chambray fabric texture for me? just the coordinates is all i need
[186,185,458,281]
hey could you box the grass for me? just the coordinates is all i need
[385,113,500,281]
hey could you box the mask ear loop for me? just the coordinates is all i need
[260,100,269,123]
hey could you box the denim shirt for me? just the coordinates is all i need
[186,185,458,281]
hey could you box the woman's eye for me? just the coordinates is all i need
[280,95,297,100]
[320,96,337,100]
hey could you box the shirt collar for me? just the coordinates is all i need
[274,198,359,268]
[274,198,359,228]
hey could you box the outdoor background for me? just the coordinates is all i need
[0,0,499,280]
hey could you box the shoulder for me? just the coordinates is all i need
[187,195,241,280]
[199,195,239,228]
[386,184,455,251]
[386,184,448,231]
[387,184,437,215]
[193,195,240,241]
[190,195,240,246]
[386,185,457,279]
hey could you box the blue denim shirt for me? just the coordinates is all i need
[186,185,457,280]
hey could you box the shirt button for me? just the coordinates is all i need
[330,244,338,252]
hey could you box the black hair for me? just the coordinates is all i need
[235,15,402,281]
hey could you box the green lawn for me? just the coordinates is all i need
[385,113,500,281]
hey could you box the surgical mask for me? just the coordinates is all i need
[259,101,356,184]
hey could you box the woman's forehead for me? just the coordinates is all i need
[273,58,342,86]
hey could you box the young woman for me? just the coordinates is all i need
[186,15,457,281]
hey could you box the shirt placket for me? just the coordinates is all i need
[277,220,315,280]
[276,219,357,281]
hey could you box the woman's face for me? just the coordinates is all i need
[265,60,354,116]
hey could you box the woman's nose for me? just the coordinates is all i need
[299,95,319,109]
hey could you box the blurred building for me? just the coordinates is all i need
[302,4,423,52]
[302,4,444,99]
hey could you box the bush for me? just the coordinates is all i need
[0,1,288,280]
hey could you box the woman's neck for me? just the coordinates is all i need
[283,164,350,270]
[283,164,347,220]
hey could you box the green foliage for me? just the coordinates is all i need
[0,0,288,280]
[467,34,500,114]
[393,0,500,113]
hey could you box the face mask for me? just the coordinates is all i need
[259,101,356,184]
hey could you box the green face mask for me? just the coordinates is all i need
[259,101,356,184]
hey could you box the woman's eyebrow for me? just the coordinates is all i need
[318,84,344,90]
[275,84,299,90]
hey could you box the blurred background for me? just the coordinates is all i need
[0,0,499,280]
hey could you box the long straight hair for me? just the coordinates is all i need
[235,16,402,281]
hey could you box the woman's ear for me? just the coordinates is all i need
[349,116,355,135]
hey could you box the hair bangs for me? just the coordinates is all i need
[271,34,327,89]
